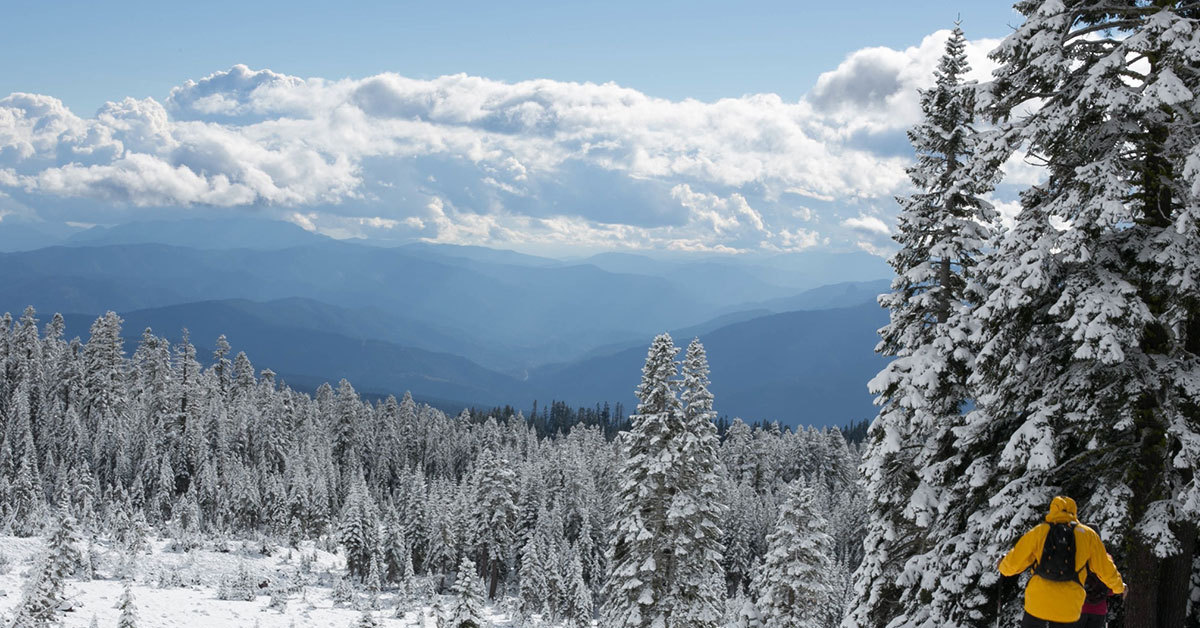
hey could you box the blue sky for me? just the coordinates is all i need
[0,1,1028,256]
[4,1,1018,113]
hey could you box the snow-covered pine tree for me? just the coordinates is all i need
[45,510,83,582]
[10,410,45,537]
[445,555,489,628]
[82,312,128,489]
[603,333,711,628]
[558,544,593,628]
[116,579,137,628]
[354,609,378,628]
[380,505,405,584]
[9,543,69,627]
[721,479,763,596]
[755,483,838,628]
[671,338,726,627]
[470,443,518,599]
[726,593,765,628]
[217,561,258,602]
[899,3,1200,627]
[847,23,997,628]
[366,556,383,610]
[391,539,418,617]
[331,574,355,608]
[518,513,550,621]
[333,379,361,484]
[339,474,380,582]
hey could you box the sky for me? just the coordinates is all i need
[0,1,1029,257]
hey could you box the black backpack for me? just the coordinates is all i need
[1084,570,1109,603]
[1034,522,1080,581]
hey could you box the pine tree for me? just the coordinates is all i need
[354,609,378,628]
[380,505,407,584]
[392,540,418,617]
[471,444,518,599]
[670,338,726,627]
[10,542,69,627]
[847,23,996,628]
[212,334,233,396]
[518,515,550,620]
[444,555,489,628]
[332,379,361,477]
[116,579,138,628]
[754,483,838,628]
[366,556,382,610]
[82,312,127,488]
[603,333,703,628]
[331,575,355,608]
[45,510,83,581]
[338,475,380,582]
[558,545,593,628]
[886,4,1200,627]
[8,513,84,624]
[727,594,765,628]
[10,423,44,537]
[720,480,756,596]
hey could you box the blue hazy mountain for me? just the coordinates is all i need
[527,301,889,427]
[2,219,893,427]
[48,296,885,428]
[746,278,891,312]
[0,241,724,368]
[63,216,329,250]
[395,241,562,268]
[0,221,80,252]
[581,250,890,305]
[59,303,528,408]
[72,297,516,374]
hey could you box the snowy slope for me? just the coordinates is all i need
[0,536,569,628]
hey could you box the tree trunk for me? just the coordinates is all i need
[1124,537,1161,628]
[488,557,500,600]
[1156,522,1195,628]
[937,256,952,324]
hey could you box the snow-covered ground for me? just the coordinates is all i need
[0,536,530,627]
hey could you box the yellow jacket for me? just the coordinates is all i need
[998,496,1125,623]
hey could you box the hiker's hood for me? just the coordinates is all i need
[1046,496,1078,524]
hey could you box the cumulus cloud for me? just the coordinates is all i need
[0,30,1007,254]
[808,30,1001,135]
[166,65,310,121]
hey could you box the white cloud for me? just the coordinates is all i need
[0,30,1006,253]
[842,214,891,237]
[855,239,895,257]
[988,197,1023,230]
[1000,151,1048,186]
[809,29,1001,135]
[286,211,317,232]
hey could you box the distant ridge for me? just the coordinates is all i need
[65,216,330,250]
[528,301,888,428]
[1,229,892,427]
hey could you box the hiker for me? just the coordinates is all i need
[1078,560,1116,628]
[997,496,1125,628]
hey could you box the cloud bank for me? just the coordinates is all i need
[0,30,1002,254]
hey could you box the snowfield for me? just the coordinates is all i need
[0,536,546,628]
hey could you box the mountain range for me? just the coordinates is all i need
[1,216,892,427]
